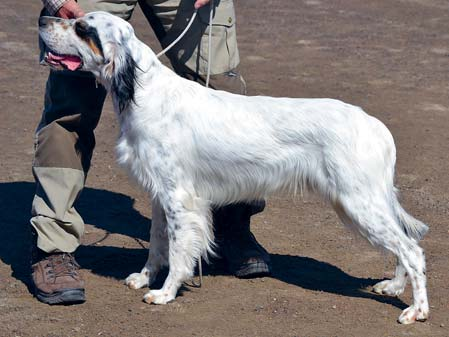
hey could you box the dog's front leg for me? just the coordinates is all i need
[126,197,168,289]
[142,191,212,304]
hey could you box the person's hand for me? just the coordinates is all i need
[56,0,85,19]
[194,0,210,9]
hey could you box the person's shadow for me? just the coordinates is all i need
[0,181,406,309]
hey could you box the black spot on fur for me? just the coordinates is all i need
[111,51,139,113]
[74,20,104,56]
[167,227,176,242]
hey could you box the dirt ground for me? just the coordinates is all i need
[1,0,449,336]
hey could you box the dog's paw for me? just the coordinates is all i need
[398,305,429,324]
[373,279,405,297]
[125,272,150,290]
[143,289,175,305]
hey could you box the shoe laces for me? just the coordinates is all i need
[44,253,80,282]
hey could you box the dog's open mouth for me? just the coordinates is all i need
[44,51,83,71]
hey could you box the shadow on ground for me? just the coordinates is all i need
[0,181,150,287]
[0,181,405,309]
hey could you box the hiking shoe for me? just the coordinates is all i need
[32,251,85,305]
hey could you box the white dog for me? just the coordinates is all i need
[39,12,429,324]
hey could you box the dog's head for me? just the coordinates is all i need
[39,11,139,111]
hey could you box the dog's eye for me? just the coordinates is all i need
[74,20,89,37]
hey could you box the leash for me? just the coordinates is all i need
[205,0,214,88]
[155,10,198,59]
[156,1,216,288]
[156,0,214,90]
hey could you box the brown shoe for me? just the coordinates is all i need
[32,252,85,305]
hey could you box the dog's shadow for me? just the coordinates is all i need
[271,254,406,309]
[0,181,406,309]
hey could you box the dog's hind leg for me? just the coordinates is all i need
[126,197,169,289]
[333,195,428,324]
[142,190,213,304]
[373,260,407,296]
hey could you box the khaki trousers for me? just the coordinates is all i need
[32,0,264,253]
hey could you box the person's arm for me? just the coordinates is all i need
[41,0,84,18]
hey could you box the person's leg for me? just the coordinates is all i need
[139,0,271,277]
[30,68,107,304]
[138,0,246,93]
[31,67,107,303]
[32,1,138,304]
[213,201,271,277]
[31,70,106,253]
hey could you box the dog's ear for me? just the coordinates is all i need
[102,43,116,79]
[105,43,138,113]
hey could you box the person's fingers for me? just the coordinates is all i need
[56,0,85,19]
[56,7,70,19]
[73,8,85,18]
[57,11,69,19]
[194,0,210,9]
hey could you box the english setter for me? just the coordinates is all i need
[38,12,429,324]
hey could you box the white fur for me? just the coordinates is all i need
[39,12,429,324]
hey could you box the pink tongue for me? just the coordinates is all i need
[61,56,82,71]
[48,52,82,71]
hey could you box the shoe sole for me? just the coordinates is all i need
[35,288,85,305]
[235,261,271,279]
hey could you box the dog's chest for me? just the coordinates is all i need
[115,131,154,187]
[115,124,176,193]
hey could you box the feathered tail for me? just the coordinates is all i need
[391,189,428,241]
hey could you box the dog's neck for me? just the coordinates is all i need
[130,37,162,77]
[102,36,171,116]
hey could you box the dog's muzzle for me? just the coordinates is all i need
[39,16,83,71]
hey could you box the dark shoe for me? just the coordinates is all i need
[219,231,272,278]
[31,251,85,305]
